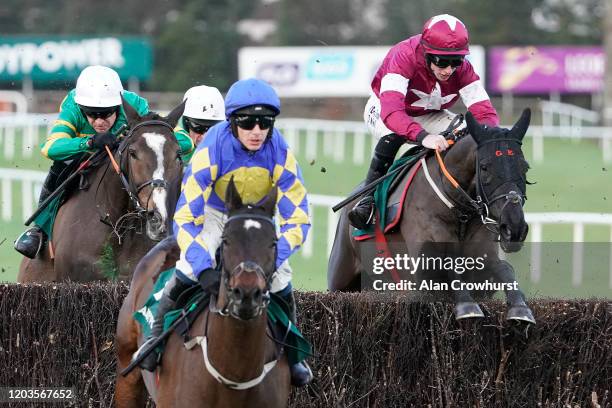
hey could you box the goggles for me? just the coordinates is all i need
[232,115,275,130]
[428,54,464,69]
[184,118,219,134]
[80,106,118,120]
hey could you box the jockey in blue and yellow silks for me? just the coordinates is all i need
[135,78,313,387]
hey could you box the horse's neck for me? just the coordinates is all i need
[207,310,269,381]
[92,160,130,217]
[437,136,477,195]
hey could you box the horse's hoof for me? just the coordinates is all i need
[454,302,484,320]
[506,305,536,324]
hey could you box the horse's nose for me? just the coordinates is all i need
[232,286,263,304]
[500,224,512,241]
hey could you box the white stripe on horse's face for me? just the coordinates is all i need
[143,132,168,220]
[244,219,262,231]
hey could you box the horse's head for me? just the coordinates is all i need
[119,97,186,241]
[466,109,531,252]
[218,178,278,321]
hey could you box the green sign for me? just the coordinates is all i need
[0,36,152,82]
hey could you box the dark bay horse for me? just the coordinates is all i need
[115,179,290,407]
[18,98,185,282]
[329,110,535,323]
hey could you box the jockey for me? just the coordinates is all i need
[175,85,225,162]
[14,65,193,259]
[348,14,500,230]
[136,78,313,387]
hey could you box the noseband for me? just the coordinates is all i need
[116,120,175,213]
[209,212,277,319]
[425,131,527,240]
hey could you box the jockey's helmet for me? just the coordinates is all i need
[224,78,280,119]
[420,14,469,56]
[74,65,124,108]
[183,85,225,121]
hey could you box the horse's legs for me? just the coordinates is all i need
[490,260,536,324]
[115,308,148,407]
[328,210,363,291]
[449,266,485,319]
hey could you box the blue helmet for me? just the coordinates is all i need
[224,78,281,118]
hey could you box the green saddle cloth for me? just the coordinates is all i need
[32,194,63,239]
[353,154,417,237]
[134,268,312,365]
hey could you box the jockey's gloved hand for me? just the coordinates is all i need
[198,268,220,292]
[88,131,117,150]
[421,134,449,151]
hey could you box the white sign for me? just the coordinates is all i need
[239,45,486,98]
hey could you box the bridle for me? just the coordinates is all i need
[209,211,277,319]
[424,119,527,240]
[186,210,281,390]
[114,120,176,213]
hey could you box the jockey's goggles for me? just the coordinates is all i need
[80,105,118,120]
[232,115,275,130]
[428,54,464,69]
[184,117,220,134]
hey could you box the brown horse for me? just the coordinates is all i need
[18,98,185,282]
[328,110,535,323]
[115,180,290,407]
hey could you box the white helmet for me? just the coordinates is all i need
[183,85,225,121]
[74,65,124,107]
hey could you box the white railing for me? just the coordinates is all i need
[0,168,45,221]
[0,113,611,164]
[305,194,612,289]
[0,114,55,160]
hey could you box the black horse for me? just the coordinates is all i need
[329,109,535,324]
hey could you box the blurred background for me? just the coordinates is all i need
[0,0,610,297]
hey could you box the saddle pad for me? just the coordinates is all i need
[353,159,422,242]
[133,268,312,365]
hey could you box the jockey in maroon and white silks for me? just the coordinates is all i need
[349,14,500,230]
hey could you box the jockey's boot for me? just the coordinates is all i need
[348,134,405,230]
[14,169,56,258]
[135,274,193,371]
[281,289,313,387]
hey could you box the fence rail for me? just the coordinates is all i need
[1,114,612,164]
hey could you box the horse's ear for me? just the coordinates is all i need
[262,186,278,217]
[225,176,243,212]
[122,94,141,127]
[163,100,186,128]
[465,112,485,144]
[511,108,531,142]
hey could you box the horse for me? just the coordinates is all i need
[115,179,291,407]
[328,109,535,323]
[18,98,185,282]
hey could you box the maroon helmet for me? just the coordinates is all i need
[420,14,469,56]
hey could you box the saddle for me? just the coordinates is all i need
[353,151,424,241]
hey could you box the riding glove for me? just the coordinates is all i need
[421,134,449,151]
[88,132,117,150]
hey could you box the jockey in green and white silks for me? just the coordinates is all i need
[14,65,192,259]
[174,85,225,162]
[134,78,314,387]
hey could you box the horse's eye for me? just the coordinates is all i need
[480,164,488,172]
[129,150,138,159]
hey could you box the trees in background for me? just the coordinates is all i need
[0,0,604,91]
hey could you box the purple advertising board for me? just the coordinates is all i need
[489,46,604,94]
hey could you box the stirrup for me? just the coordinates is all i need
[348,196,375,230]
[14,227,44,259]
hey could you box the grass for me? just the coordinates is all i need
[0,127,610,297]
